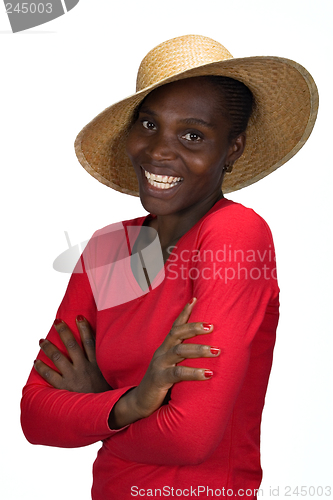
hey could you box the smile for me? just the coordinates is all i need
[143,168,183,190]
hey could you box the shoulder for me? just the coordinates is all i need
[81,214,147,264]
[197,198,274,249]
[202,198,271,232]
[85,214,147,249]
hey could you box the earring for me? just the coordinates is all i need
[224,162,234,173]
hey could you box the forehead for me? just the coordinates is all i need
[140,77,226,121]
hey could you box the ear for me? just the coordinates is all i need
[226,133,246,164]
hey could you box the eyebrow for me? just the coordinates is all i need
[138,106,214,128]
[139,106,157,116]
[179,118,214,129]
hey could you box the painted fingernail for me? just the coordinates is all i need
[210,347,220,355]
[54,318,63,325]
[188,297,196,305]
[202,323,212,331]
[204,370,214,378]
[39,338,45,346]
[76,315,85,322]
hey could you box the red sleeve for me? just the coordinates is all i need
[20,254,134,448]
[102,206,279,465]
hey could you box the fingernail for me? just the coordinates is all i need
[76,315,85,322]
[202,323,212,331]
[204,370,214,378]
[54,318,63,325]
[210,347,220,355]
[188,297,196,305]
[39,339,45,346]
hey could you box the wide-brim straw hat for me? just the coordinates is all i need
[75,34,319,196]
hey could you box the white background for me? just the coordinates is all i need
[1,0,332,498]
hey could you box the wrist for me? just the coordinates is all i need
[108,387,143,430]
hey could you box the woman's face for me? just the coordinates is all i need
[126,77,245,216]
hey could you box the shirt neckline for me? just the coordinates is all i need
[125,197,232,294]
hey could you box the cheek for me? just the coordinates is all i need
[184,149,225,177]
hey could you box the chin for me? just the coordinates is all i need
[140,195,174,216]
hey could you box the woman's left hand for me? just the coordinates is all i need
[34,317,112,393]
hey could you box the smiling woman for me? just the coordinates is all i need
[126,77,249,222]
[20,34,318,500]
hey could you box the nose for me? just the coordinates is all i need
[146,131,177,162]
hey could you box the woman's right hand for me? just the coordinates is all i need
[109,298,220,429]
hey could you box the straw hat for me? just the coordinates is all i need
[75,34,319,196]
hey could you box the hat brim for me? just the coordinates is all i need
[75,56,319,196]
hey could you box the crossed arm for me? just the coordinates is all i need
[34,299,219,430]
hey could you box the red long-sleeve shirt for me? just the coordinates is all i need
[21,198,279,499]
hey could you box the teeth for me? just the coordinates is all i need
[147,179,178,189]
[143,168,182,189]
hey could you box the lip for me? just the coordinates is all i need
[141,164,183,179]
[140,165,183,195]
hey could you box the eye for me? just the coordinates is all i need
[142,120,156,130]
[182,132,202,142]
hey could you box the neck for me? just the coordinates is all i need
[152,190,224,251]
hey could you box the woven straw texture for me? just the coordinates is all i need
[75,35,319,196]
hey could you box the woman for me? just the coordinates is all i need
[21,35,318,499]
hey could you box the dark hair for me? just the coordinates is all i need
[201,75,254,141]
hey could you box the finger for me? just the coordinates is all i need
[53,319,86,365]
[160,321,214,353]
[34,358,65,389]
[39,337,73,374]
[166,365,214,384]
[172,297,197,328]
[164,343,220,365]
[76,316,97,363]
